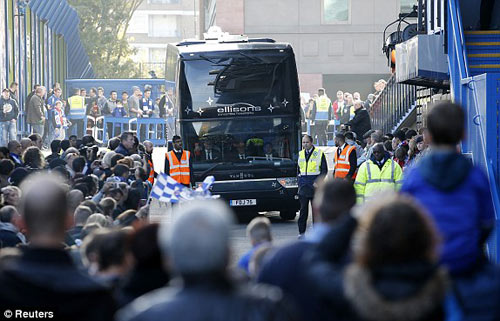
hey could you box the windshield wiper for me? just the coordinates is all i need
[200,162,232,177]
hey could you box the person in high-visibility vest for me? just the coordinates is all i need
[297,134,327,237]
[67,88,86,138]
[354,143,403,203]
[164,135,192,187]
[311,88,332,146]
[143,140,156,184]
[333,133,357,180]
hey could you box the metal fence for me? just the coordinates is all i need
[369,74,418,134]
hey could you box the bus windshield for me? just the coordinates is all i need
[183,117,298,165]
[180,51,297,115]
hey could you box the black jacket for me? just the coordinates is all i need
[117,277,299,321]
[0,97,19,122]
[0,247,116,321]
[346,108,371,140]
[115,143,130,156]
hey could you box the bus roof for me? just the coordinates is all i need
[170,40,293,55]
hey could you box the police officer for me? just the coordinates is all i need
[297,134,327,237]
[164,135,193,187]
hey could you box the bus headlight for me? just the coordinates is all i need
[278,177,298,188]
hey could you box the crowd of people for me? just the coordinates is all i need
[301,79,386,146]
[0,78,498,321]
[1,81,176,147]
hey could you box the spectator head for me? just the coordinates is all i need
[344,131,355,142]
[28,133,43,150]
[9,82,18,91]
[86,213,111,228]
[120,132,135,150]
[7,140,22,155]
[370,132,383,144]
[113,164,130,178]
[101,151,116,169]
[108,137,121,151]
[81,229,133,276]
[143,140,154,154]
[0,159,15,177]
[318,88,326,96]
[110,153,124,168]
[130,224,167,273]
[159,200,234,277]
[392,130,405,150]
[246,217,272,246]
[334,133,346,147]
[81,135,96,147]
[20,138,32,153]
[23,147,45,169]
[50,140,61,154]
[132,86,141,97]
[345,93,354,105]
[1,88,10,99]
[353,92,361,100]
[35,86,46,97]
[115,209,138,227]
[97,87,104,96]
[80,88,87,96]
[356,194,439,268]
[395,147,407,161]
[7,168,28,187]
[74,205,92,227]
[383,140,393,152]
[0,147,9,160]
[405,129,418,141]
[72,156,86,173]
[313,179,356,222]
[19,174,70,245]
[99,197,117,217]
[336,90,344,101]
[135,167,148,181]
[354,100,363,110]
[69,135,78,147]
[73,88,80,96]
[416,135,427,152]
[107,188,124,203]
[144,88,151,98]
[60,139,70,151]
[67,189,84,214]
[427,102,464,146]
[0,205,20,226]
[89,87,97,97]
[81,200,99,214]
[54,87,62,97]
[73,183,89,197]
[121,91,129,100]
[1,186,21,206]
[110,90,117,100]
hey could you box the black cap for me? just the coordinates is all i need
[393,130,406,141]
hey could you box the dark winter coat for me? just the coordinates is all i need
[0,247,116,321]
[0,97,19,122]
[26,94,44,124]
[346,108,371,140]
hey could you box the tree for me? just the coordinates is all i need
[68,0,144,78]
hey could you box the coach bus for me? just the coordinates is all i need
[165,27,301,219]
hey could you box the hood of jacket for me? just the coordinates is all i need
[418,150,471,190]
[344,263,448,321]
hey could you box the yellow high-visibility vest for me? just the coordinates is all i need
[298,148,324,176]
[354,159,403,203]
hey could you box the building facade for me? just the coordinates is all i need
[211,0,416,99]
[127,0,197,78]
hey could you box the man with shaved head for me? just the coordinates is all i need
[0,174,116,320]
[143,140,156,184]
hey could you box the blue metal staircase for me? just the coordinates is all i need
[465,31,500,76]
[448,0,500,262]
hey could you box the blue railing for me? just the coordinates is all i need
[447,0,500,262]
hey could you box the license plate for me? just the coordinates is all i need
[230,199,257,206]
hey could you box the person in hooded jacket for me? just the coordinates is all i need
[306,194,448,321]
[401,102,500,320]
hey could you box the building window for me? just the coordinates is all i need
[149,15,178,37]
[322,0,350,24]
[147,0,180,4]
[149,48,167,62]
[400,0,416,13]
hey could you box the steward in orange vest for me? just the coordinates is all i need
[144,141,156,184]
[164,136,192,187]
[333,133,357,180]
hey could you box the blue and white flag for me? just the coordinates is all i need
[150,174,218,203]
[150,173,188,203]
